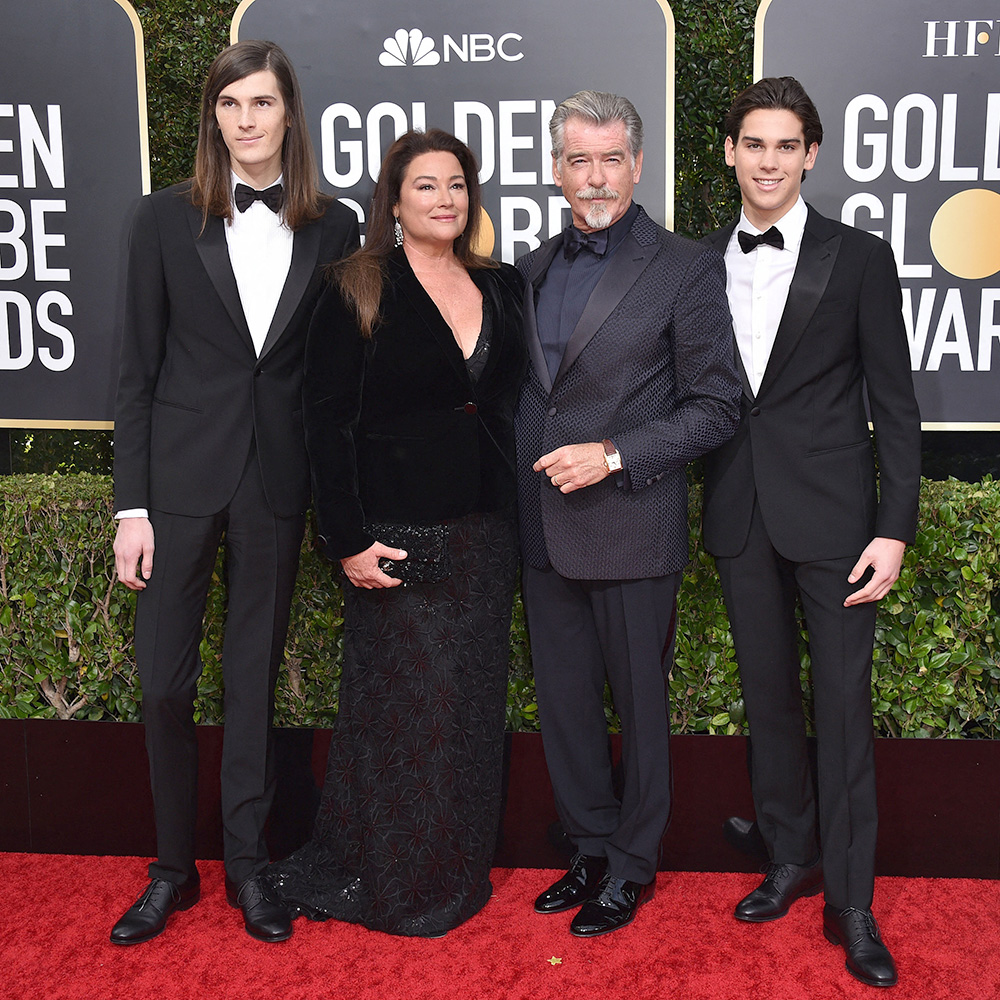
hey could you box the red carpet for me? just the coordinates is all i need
[1,854,997,1000]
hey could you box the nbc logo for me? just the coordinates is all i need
[380,28,440,67]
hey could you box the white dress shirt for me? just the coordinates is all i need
[225,171,294,357]
[117,174,293,520]
[724,196,807,396]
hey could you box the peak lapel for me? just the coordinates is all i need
[188,211,255,354]
[553,231,655,385]
[258,221,321,359]
[706,219,753,399]
[522,237,562,395]
[756,214,841,399]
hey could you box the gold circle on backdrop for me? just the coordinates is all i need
[929,189,1000,280]
[978,31,990,44]
[472,207,495,257]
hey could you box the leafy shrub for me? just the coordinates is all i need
[2,474,996,738]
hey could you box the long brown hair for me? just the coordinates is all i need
[190,39,327,232]
[336,129,496,338]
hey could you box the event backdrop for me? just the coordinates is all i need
[757,0,1000,428]
[0,0,147,428]
[231,0,675,260]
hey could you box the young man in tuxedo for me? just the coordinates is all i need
[702,77,921,986]
[110,40,358,945]
[516,91,740,937]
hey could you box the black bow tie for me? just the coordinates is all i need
[738,226,784,253]
[234,182,283,214]
[564,226,610,260]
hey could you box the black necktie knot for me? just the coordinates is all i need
[564,226,609,260]
[738,225,783,253]
[234,182,283,214]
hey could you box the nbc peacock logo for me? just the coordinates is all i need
[379,28,440,67]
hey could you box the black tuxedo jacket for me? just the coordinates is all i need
[701,205,921,562]
[113,182,360,518]
[515,205,741,580]
[303,251,527,560]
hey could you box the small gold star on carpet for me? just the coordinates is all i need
[547,957,562,966]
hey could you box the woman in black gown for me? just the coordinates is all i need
[270,130,526,937]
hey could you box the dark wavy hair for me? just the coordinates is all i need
[336,129,496,337]
[190,39,326,232]
[724,76,823,181]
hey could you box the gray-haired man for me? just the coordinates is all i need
[515,91,740,936]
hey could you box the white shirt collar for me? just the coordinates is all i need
[736,195,807,254]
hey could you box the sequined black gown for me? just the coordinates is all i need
[270,272,523,937]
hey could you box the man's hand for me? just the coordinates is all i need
[341,542,407,589]
[114,517,155,590]
[534,442,609,493]
[844,537,906,606]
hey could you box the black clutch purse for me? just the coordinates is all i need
[365,521,452,584]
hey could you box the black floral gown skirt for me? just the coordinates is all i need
[270,509,518,936]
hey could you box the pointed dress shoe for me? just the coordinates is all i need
[226,874,293,942]
[823,904,898,987]
[569,873,655,937]
[734,860,824,922]
[110,874,201,945]
[534,853,608,914]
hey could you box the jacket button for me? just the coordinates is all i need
[547,406,557,417]
[254,369,262,377]
[750,406,761,416]
[464,402,478,415]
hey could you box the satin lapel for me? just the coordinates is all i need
[259,220,321,359]
[471,268,503,385]
[756,217,841,399]
[522,237,562,395]
[188,210,254,354]
[553,232,655,385]
[391,252,469,386]
[708,219,754,400]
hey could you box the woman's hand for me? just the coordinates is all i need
[340,542,408,589]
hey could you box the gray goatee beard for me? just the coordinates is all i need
[577,185,618,230]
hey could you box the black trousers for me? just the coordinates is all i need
[714,500,878,910]
[134,449,304,885]
[521,564,680,884]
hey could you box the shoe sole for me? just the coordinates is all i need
[109,892,200,946]
[534,898,587,914]
[733,883,824,923]
[822,927,898,988]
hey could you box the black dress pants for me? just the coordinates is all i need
[714,500,878,909]
[522,564,680,884]
[134,449,304,885]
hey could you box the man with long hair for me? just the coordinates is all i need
[702,77,920,987]
[110,40,358,945]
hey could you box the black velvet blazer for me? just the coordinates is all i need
[304,250,527,559]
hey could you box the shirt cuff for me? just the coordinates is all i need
[115,508,149,519]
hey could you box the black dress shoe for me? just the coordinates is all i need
[723,816,769,860]
[534,853,608,914]
[110,875,200,945]
[226,874,293,942]
[734,860,824,922]
[569,874,655,937]
[823,904,898,987]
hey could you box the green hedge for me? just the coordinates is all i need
[2,474,997,737]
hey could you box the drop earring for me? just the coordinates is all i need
[393,217,404,247]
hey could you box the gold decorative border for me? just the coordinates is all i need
[0,0,147,430]
[232,0,675,228]
[754,0,982,432]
